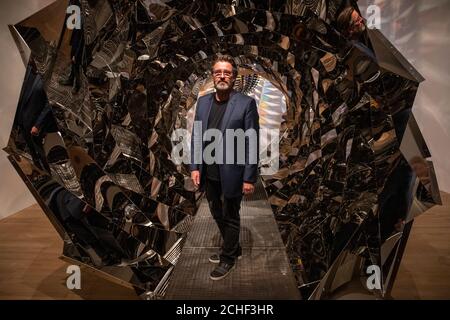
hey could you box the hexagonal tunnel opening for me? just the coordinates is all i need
[4,0,441,299]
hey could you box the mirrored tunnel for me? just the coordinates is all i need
[4,0,441,299]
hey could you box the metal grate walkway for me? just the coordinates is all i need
[164,179,301,300]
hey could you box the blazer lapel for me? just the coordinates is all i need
[219,90,238,133]
[17,66,33,111]
[202,93,214,133]
[20,68,40,110]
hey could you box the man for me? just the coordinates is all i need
[336,6,366,41]
[190,54,260,280]
[336,6,415,248]
[59,0,84,93]
[14,58,58,171]
[336,6,380,88]
[336,6,377,62]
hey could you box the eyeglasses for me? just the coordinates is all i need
[213,70,233,78]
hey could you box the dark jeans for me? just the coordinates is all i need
[22,131,50,172]
[205,178,242,265]
[379,159,414,242]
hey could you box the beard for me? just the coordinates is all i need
[214,80,232,91]
[350,23,366,38]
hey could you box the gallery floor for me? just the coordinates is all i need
[0,192,449,300]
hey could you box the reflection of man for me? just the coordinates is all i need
[337,6,366,40]
[190,54,260,280]
[336,6,377,62]
[60,0,84,93]
[52,189,120,266]
[14,59,58,170]
[411,156,430,187]
[411,156,434,203]
[36,177,121,267]
[379,157,414,241]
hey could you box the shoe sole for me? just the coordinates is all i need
[210,264,236,281]
[209,255,242,264]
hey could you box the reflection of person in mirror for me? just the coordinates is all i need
[379,158,415,241]
[336,6,377,62]
[14,57,58,171]
[190,54,259,281]
[337,6,366,41]
[411,156,434,203]
[59,0,84,93]
[36,176,121,267]
[411,156,431,187]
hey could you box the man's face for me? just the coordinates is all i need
[412,161,429,179]
[349,9,366,36]
[212,61,235,92]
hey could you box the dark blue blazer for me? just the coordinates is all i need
[14,64,57,135]
[190,90,260,198]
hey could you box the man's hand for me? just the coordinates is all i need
[82,204,92,214]
[242,182,255,195]
[394,218,405,232]
[30,126,40,136]
[191,170,200,188]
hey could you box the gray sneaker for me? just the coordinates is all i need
[209,251,242,264]
[210,261,235,281]
[209,254,220,264]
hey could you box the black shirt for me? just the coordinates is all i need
[205,96,228,181]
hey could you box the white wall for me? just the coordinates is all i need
[359,0,450,193]
[0,0,56,219]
